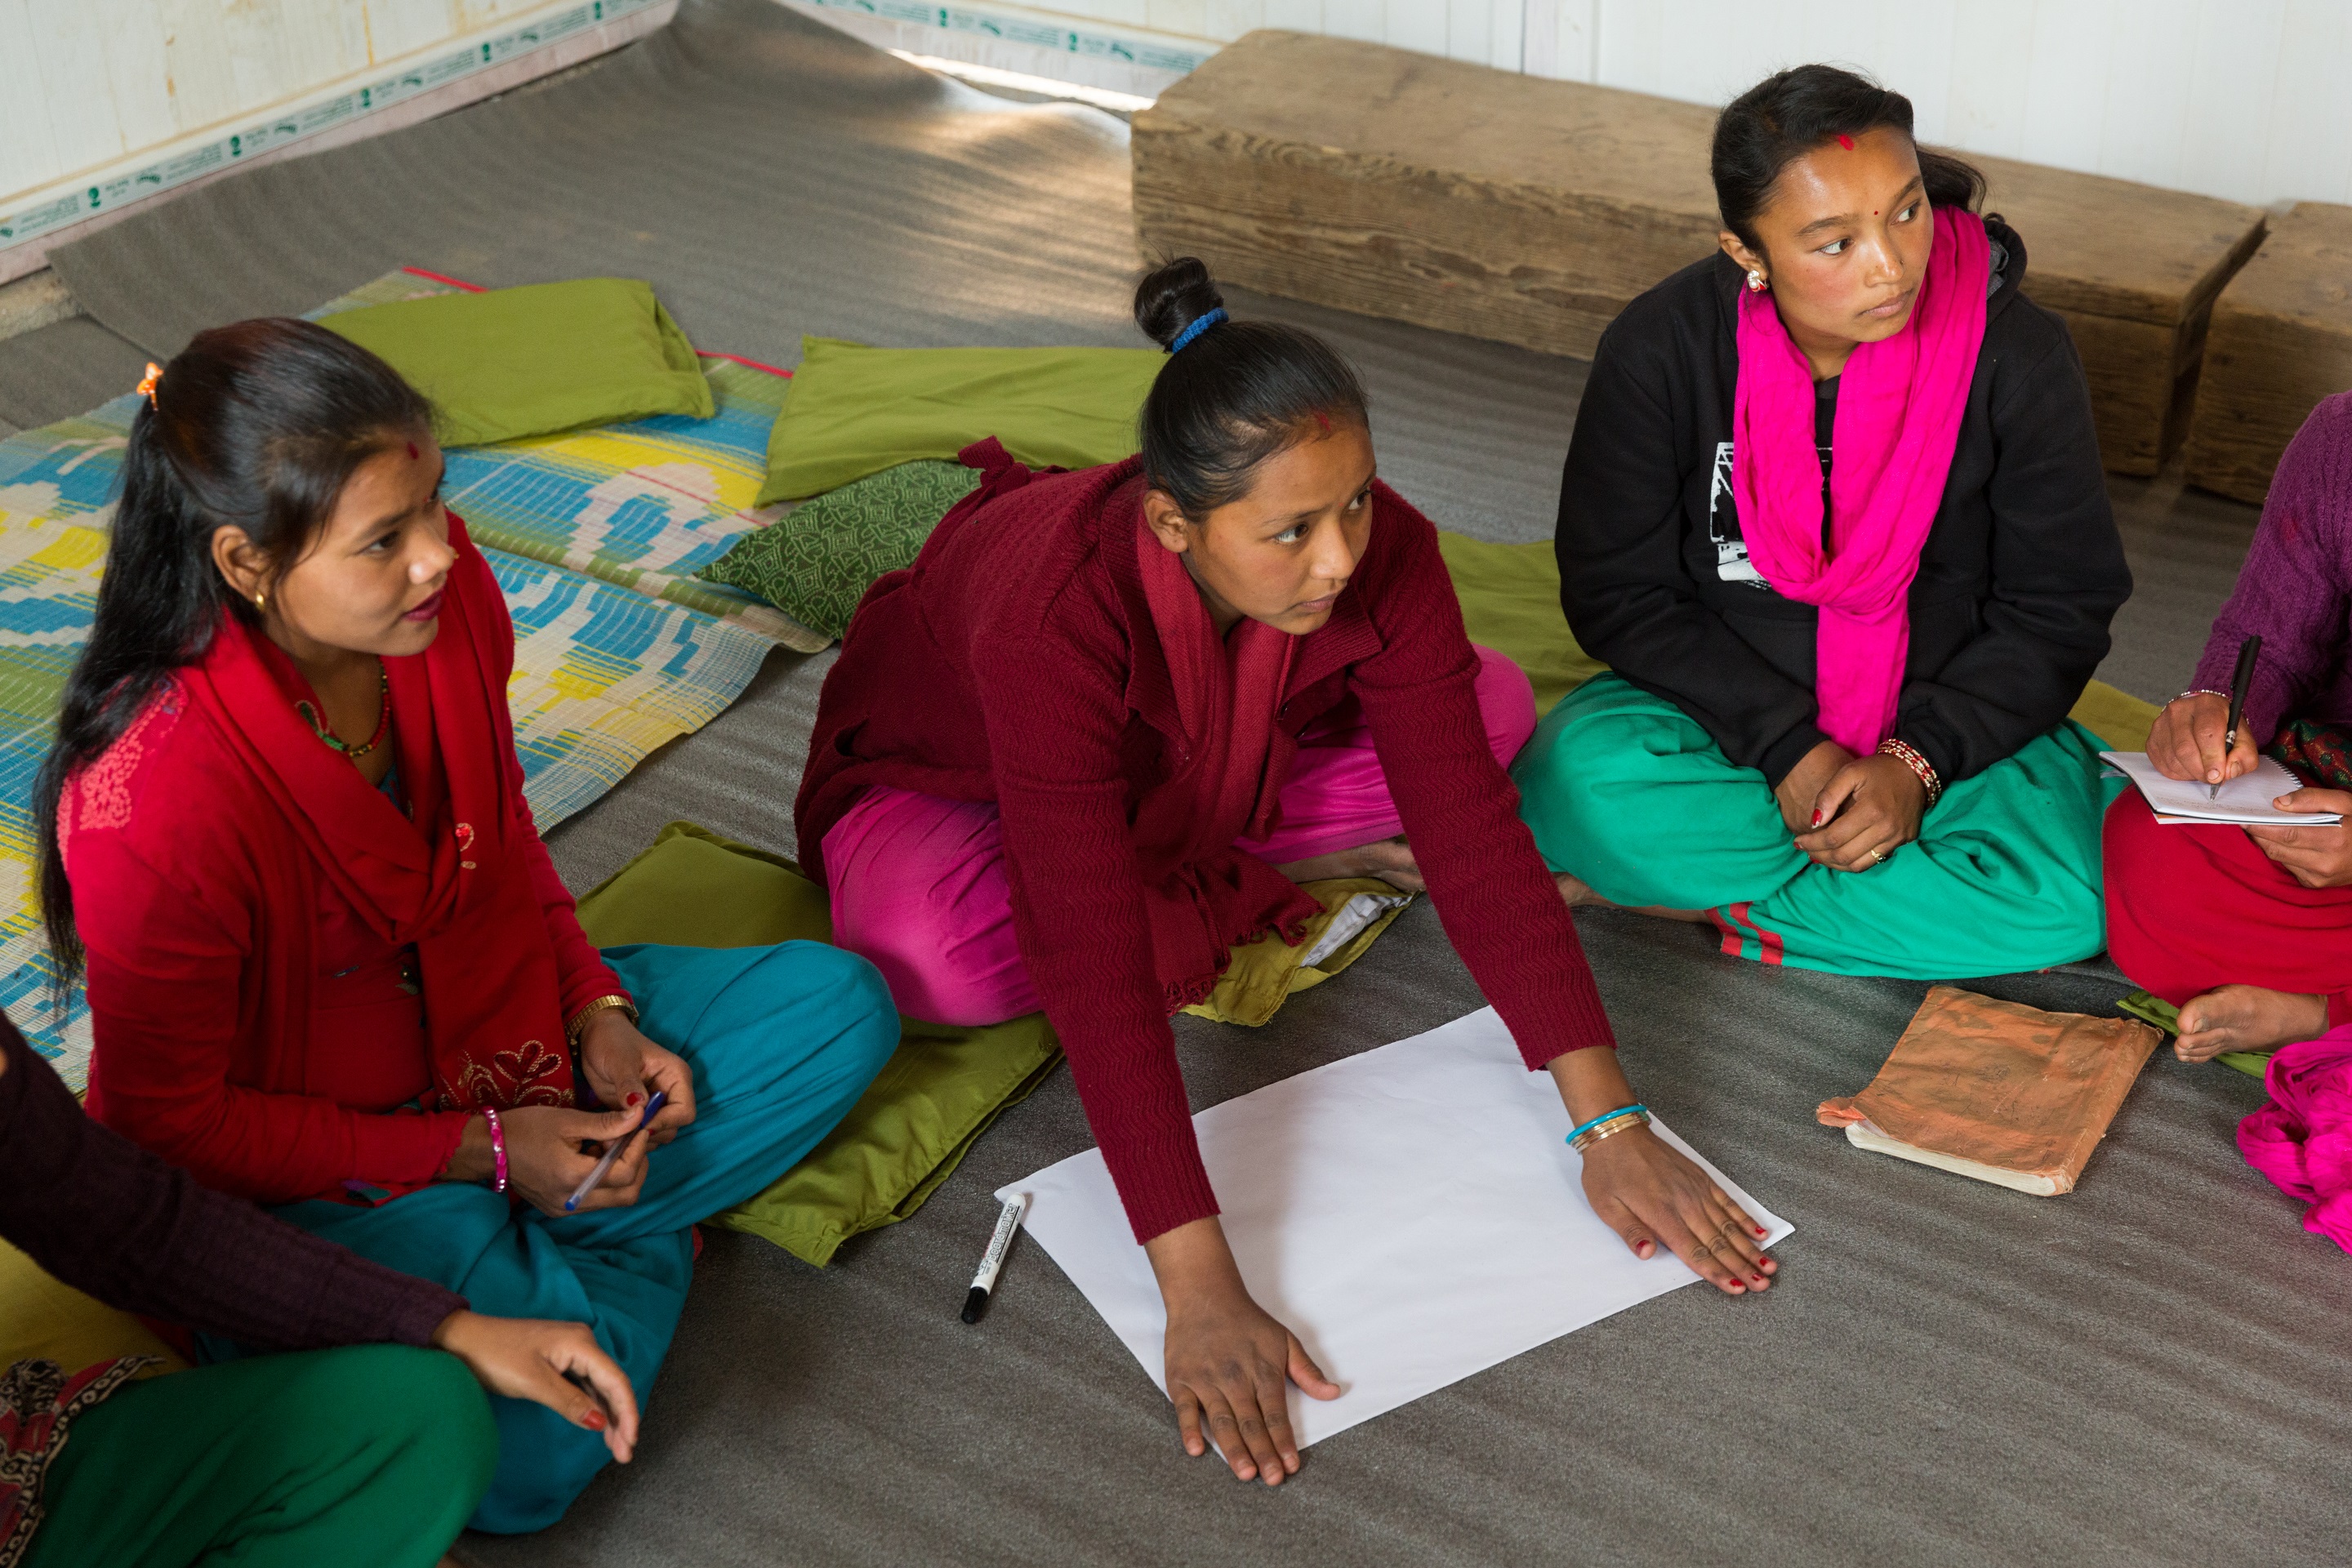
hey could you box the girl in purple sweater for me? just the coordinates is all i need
[2105,391,2352,1062]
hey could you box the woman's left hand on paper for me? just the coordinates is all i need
[1579,1125,1776,1294]
[1793,751,1925,871]
[2246,789,2352,888]
[576,1009,697,1145]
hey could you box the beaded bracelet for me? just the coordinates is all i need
[481,1106,510,1195]
[1876,737,1942,808]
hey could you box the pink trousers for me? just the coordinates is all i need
[823,645,1536,1025]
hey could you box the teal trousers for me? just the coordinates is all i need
[1512,675,2120,979]
[199,941,898,1535]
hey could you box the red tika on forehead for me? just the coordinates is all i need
[407,440,420,460]
[1836,133,1855,150]
[1313,409,1332,433]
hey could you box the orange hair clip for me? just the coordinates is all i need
[136,362,163,407]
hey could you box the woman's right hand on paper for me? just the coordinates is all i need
[1143,1216,1339,1486]
[442,1105,653,1217]
[2148,691,2260,785]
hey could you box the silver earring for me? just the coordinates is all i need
[1746,269,1767,292]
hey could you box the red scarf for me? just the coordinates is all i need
[1132,515,1298,986]
[176,522,575,1111]
[1730,207,1991,753]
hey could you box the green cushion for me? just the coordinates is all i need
[572,822,1061,1267]
[1437,532,1607,719]
[757,336,1162,504]
[697,460,982,639]
[322,278,715,448]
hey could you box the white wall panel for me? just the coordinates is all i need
[0,0,628,207]
[13,0,2352,212]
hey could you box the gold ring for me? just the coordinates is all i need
[1868,848,1886,863]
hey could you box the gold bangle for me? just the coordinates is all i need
[1571,1112,1650,1152]
[566,993,638,1045]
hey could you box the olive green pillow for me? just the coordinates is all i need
[757,336,1160,503]
[572,822,1061,1267]
[697,459,982,640]
[322,278,714,448]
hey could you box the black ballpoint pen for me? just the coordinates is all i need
[2213,634,2263,802]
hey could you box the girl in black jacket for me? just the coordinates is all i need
[1512,65,2130,978]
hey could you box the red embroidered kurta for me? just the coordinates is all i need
[799,442,1619,1241]
[66,519,621,1205]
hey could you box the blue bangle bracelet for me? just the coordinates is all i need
[1566,1104,1648,1143]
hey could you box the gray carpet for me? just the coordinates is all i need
[0,315,152,431]
[11,3,2345,1563]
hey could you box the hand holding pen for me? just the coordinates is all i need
[2147,635,2264,791]
[565,1089,670,1213]
[2211,635,2264,800]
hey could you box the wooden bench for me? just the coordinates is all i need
[1133,32,2266,474]
[2182,202,2352,506]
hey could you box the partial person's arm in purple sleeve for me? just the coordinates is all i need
[2191,395,2352,745]
[0,1017,463,1352]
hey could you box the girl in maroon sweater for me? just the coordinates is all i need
[799,259,1780,1487]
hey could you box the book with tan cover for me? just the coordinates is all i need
[1817,987,2161,1196]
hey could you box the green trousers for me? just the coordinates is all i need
[1511,674,2118,979]
[24,1345,496,1568]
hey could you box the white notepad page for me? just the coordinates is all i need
[2100,751,2341,826]
[999,1007,1793,1449]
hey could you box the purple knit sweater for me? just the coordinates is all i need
[2194,390,2352,739]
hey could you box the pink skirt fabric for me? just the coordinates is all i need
[824,645,1537,1025]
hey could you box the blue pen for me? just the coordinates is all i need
[564,1089,668,1213]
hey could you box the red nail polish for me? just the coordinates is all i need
[586,1410,607,1430]
[1754,1225,1767,1236]
[626,1092,643,1107]
[1811,810,1823,826]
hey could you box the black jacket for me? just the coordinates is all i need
[1553,220,2130,790]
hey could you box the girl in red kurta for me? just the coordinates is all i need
[797,260,1781,1487]
[39,320,898,1535]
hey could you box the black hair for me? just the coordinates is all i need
[1132,256,1369,517]
[35,316,432,979]
[1712,65,1986,254]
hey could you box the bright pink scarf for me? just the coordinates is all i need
[2238,1024,2352,1254]
[1731,208,1990,754]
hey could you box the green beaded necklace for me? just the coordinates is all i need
[295,661,392,760]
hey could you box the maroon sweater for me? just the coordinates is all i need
[799,444,1618,1241]
[0,1018,461,1354]
[2194,390,2352,741]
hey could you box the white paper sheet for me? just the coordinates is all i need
[2100,750,2341,826]
[998,1007,1793,1447]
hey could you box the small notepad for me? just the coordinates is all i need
[2099,751,2341,826]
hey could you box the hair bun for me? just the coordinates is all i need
[1134,256,1227,352]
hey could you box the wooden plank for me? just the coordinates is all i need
[2183,202,2352,506]
[1134,30,2267,474]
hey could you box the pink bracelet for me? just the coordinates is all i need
[481,1107,510,1195]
